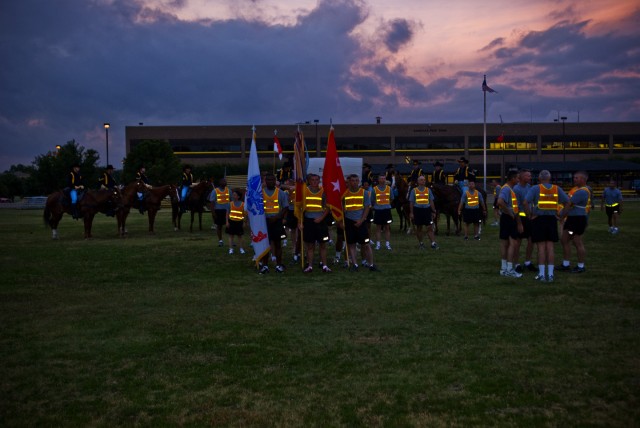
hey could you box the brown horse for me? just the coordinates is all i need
[173,181,214,232]
[393,175,412,232]
[117,182,180,236]
[43,188,121,239]
[430,184,488,235]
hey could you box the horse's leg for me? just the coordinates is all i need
[84,214,94,239]
[189,211,195,233]
[148,208,157,234]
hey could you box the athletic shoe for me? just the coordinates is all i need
[386,244,392,250]
[349,264,359,272]
[375,242,381,250]
[474,235,481,241]
[505,270,523,278]
[571,266,586,274]
[514,264,523,274]
[239,248,246,254]
[534,274,546,282]
[293,254,299,262]
[218,240,224,247]
[500,269,508,276]
[419,242,425,249]
[431,242,439,250]
[362,260,370,267]
[547,275,554,283]
[275,265,285,273]
[259,265,269,275]
[369,265,382,272]
[228,248,234,255]
[333,257,341,265]
[526,264,537,272]
[303,265,313,273]
[490,221,499,226]
[322,265,332,273]
[271,255,277,262]
[556,264,571,272]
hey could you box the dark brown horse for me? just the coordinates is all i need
[430,184,488,235]
[393,175,412,232]
[43,188,121,239]
[117,182,179,236]
[173,181,214,232]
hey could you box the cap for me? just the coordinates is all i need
[106,164,114,170]
[183,164,191,170]
[434,161,443,167]
[458,156,468,163]
[71,163,80,169]
[412,160,421,165]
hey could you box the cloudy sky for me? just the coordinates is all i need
[1,0,638,171]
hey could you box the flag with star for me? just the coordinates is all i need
[322,127,346,222]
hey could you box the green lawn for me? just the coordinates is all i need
[1,205,639,426]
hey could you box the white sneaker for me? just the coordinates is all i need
[506,269,523,278]
[228,248,234,255]
[239,248,246,254]
[386,243,392,250]
[534,274,546,282]
[500,269,508,276]
[375,242,381,250]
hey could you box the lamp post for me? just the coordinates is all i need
[314,119,319,156]
[55,145,61,156]
[103,123,110,166]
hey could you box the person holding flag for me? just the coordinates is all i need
[245,127,271,273]
[262,172,289,273]
[322,126,347,265]
[342,174,380,272]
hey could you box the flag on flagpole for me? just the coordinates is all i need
[293,130,308,223]
[246,128,270,267]
[322,127,346,222]
[273,134,283,160]
[496,133,504,142]
[482,75,497,93]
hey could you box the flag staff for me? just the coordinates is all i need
[482,74,497,190]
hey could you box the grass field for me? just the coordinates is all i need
[1,204,639,426]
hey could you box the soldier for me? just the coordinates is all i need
[409,175,439,250]
[601,179,623,234]
[558,171,591,273]
[299,174,331,273]
[259,173,289,274]
[67,163,84,219]
[342,174,380,272]
[497,170,522,278]
[457,179,487,240]
[210,178,231,247]
[99,165,117,189]
[372,174,393,250]
[432,161,446,184]
[135,165,151,214]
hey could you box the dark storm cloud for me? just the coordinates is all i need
[382,19,414,53]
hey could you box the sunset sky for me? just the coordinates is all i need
[1,0,638,171]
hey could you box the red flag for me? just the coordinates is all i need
[322,127,346,222]
[273,135,283,160]
[293,130,307,222]
[496,133,504,142]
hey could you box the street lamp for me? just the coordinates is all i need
[55,145,61,155]
[103,123,110,166]
[314,119,320,156]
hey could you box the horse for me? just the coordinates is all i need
[393,175,412,232]
[430,183,462,236]
[116,182,180,236]
[173,181,214,232]
[43,188,121,239]
[430,183,488,236]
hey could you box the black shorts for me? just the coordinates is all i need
[493,199,499,209]
[530,215,558,243]
[266,217,285,241]
[225,219,244,236]
[214,209,228,226]
[302,216,329,244]
[499,214,519,240]
[605,205,619,218]
[345,218,370,245]
[413,206,433,226]
[286,210,298,229]
[563,216,588,236]
[518,215,531,239]
[373,208,393,225]
[462,208,481,224]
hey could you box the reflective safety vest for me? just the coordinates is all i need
[215,187,230,204]
[568,186,591,213]
[502,184,519,214]
[344,188,365,211]
[605,202,619,207]
[465,190,479,207]
[304,187,324,212]
[229,202,244,221]
[538,184,559,211]
[263,189,280,215]
[375,185,390,205]
[414,187,431,205]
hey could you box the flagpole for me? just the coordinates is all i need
[483,75,487,191]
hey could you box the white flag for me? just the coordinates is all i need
[246,130,270,267]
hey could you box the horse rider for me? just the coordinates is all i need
[408,160,423,188]
[179,165,197,213]
[277,162,293,183]
[135,165,152,214]
[99,164,118,189]
[67,163,84,219]
[454,157,476,193]
[362,163,375,186]
[433,161,447,184]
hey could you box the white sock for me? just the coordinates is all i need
[578,262,585,268]
[501,259,508,270]
[548,265,554,276]
[563,260,570,267]
[507,262,513,271]
[539,265,545,276]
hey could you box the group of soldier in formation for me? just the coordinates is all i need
[66,157,624,279]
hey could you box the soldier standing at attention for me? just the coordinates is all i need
[601,179,623,234]
[497,170,523,278]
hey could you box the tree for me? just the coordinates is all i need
[123,140,181,185]
[30,140,100,194]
